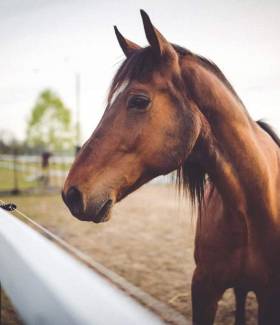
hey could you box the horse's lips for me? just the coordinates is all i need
[90,199,113,223]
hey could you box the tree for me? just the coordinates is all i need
[0,129,15,154]
[26,89,75,152]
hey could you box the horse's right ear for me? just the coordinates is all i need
[140,9,177,62]
[114,26,141,57]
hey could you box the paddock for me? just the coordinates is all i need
[0,204,179,324]
[1,184,258,324]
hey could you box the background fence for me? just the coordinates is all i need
[0,153,174,195]
[0,154,74,194]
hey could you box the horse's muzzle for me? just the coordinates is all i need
[62,187,113,223]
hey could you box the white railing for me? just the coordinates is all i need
[0,154,74,164]
[0,154,173,185]
[0,208,164,325]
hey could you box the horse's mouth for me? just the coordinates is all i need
[91,199,113,223]
[69,197,113,223]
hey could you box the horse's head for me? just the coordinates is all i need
[63,10,204,222]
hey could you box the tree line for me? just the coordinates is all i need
[1,89,76,155]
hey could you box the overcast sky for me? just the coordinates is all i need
[0,0,279,143]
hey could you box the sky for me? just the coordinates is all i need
[0,0,279,144]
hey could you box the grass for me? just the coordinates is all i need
[0,160,68,192]
[0,167,37,191]
[0,160,72,172]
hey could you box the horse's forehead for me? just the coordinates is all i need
[131,69,172,88]
[108,65,174,107]
[151,70,171,85]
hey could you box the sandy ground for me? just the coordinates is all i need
[1,184,258,324]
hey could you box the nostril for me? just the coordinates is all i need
[65,186,84,215]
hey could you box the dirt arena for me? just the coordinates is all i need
[2,184,258,324]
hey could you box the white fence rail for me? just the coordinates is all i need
[0,154,75,164]
[0,154,73,190]
[0,208,164,325]
[0,154,173,186]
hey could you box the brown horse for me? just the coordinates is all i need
[63,10,280,325]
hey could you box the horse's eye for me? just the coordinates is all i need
[127,95,150,111]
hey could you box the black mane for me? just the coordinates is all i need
[257,120,280,147]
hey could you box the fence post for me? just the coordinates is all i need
[11,146,19,195]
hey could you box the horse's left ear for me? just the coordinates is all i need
[114,26,141,57]
[140,9,177,60]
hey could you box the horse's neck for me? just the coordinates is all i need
[187,63,280,235]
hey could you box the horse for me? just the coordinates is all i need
[62,10,280,325]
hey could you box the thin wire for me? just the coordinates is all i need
[0,199,190,324]
[0,198,145,307]
[0,198,104,272]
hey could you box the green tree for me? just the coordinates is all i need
[26,89,75,151]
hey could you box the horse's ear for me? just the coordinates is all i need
[114,26,141,57]
[140,9,177,60]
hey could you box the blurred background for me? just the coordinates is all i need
[0,0,279,324]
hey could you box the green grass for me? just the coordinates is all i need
[0,167,38,191]
[0,160,71,172]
